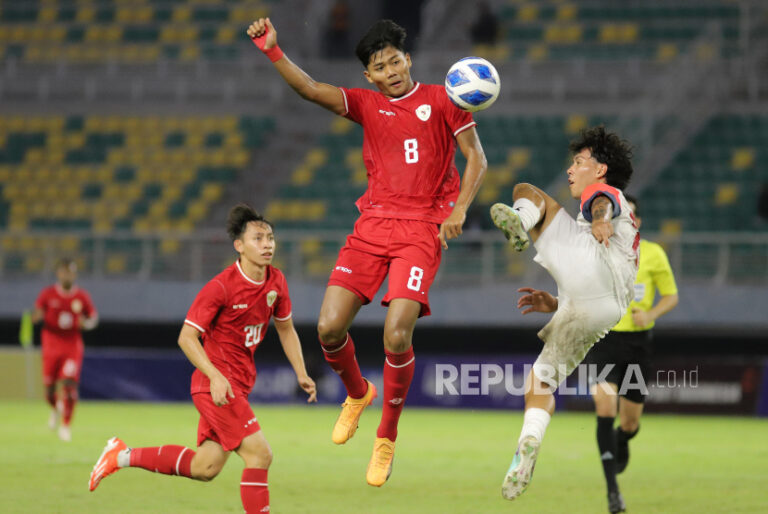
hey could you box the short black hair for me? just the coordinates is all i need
[624,193,639,216]
[226,203,273,241]
[56,257,76,271]
[355,19,407,67]
[569,126,634,190]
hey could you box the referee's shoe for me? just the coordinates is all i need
[608,490,626,513]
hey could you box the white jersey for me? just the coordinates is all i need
[577,184,639,311]
[529,183,639,387]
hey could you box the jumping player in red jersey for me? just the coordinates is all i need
[247,18,487,486]
[32,257,98,442]
[88,204,317,514]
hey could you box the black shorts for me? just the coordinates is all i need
[585,330,653,404]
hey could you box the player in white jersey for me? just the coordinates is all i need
[490,126,638,502]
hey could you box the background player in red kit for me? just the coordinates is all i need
[32,257,98,442]
[88,204,317,514]
[247,18,487,486]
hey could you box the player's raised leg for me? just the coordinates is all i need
[491,183,562,251]
[318,285,377,444]
[501,371,553,500]
[89,437,206,491]
[367,298,419,487]
[235,430,273,514]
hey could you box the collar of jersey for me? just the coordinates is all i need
[55,284,78,296]
[236,260,265,286]
[389,82,420,102]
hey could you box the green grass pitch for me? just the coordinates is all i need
[2,401,766,513]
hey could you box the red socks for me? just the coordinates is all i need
[320,334,368,399]
[377,347,415,441]
[240,468,269,513]
[60,383,78,426]
[129,445,195,477]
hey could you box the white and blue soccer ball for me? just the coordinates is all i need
[444,57,501,112]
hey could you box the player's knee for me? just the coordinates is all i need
[194,462,222,482]
[242,444,273,469]
[317,318,346,345]
[383,327,411,354]
[621,418,639,433]
[512,182,534,199]
[259,445,273,468]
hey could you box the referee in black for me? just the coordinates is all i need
[585,195,679,513]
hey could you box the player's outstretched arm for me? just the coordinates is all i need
[247,18,346,115]
[438,127,487,249]
[517,287,558,314]
[178,324,234,406]
[80,313,99,331]
[590,195,614,247]
[274,317,317,403]
[30,307,43,324]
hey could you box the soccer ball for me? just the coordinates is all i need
[444,57,501,112]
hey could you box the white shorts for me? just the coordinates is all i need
[531,209,623,388]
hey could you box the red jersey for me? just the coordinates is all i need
[184,261,292,397]
[340,82,476,223]
[35,285,96,348]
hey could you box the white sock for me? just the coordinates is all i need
[518,407,551,443]
[512,198,541,232]
[117,448,132,468]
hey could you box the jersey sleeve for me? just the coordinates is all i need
[273,272,292,321]
[339,87,369,125]
[35,288,49,310]
[649,244,679,296]
[184,279,227,333]
[440,89,477,137]
[580,183,622,222]
[80,291,97,318]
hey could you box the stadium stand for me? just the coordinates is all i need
[0,0,272,64]
[0,114,274,275]
[484,1,745,61]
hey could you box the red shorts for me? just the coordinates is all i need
[192,392,261,452]
[328,214,442,317]
[41,337,84,386]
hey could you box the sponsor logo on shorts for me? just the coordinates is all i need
[335,266,352,274]
[243,417,258,429]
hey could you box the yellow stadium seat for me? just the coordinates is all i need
[106,254,127,274]
[161,238,180,255]
[25,255,45,273]
[556,4,577,21]
[565,114,588,135]
[715,183,739,206]
[731,148,754,171]
[517,4,539,22]
[660,219,682,236]
[527,44,548,61]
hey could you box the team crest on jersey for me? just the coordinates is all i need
[71,299,82,313]
[415,104,431,121]
[266,290,277,307]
